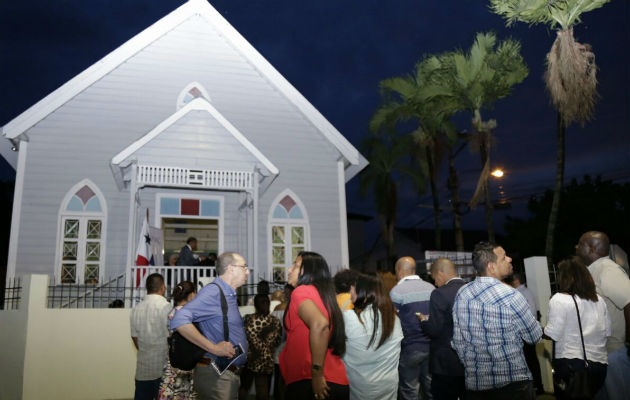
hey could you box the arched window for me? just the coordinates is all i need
[176,82,210,110]
[56,180,107,285]
[268,190,310,282]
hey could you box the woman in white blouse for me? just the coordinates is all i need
[544,256,611,400]
[342,273,403,400]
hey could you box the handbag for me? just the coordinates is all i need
[553,295,594,400]
[168,282,229,371]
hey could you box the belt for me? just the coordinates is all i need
[197,357,242,375]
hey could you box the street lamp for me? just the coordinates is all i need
[491,168,504,178]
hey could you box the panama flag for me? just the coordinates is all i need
[135,218,154,286]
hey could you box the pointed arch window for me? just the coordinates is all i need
[176,82,210,110]
[56,180,107,285]
[268,190,310,282]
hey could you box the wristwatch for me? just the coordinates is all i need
[311,364,322,372]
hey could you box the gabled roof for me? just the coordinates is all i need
[1,0,366,179]
[111,97,278,175]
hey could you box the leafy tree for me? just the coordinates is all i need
[423,32,528,242]
[359,132,425,262]
[370,58,460,250]
[504,176,629,263]
[490,0,611,264]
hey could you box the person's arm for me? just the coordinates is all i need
[624,303,630,356]
[419,290,445,338]
[175,324,235,358]
[298,299,330,399]
[131,336,138,350]
[512,291,542,344]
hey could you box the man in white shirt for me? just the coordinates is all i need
[577,231,630,400]
[130,273,171,400]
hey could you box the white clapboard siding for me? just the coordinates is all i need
[13,11,347,277]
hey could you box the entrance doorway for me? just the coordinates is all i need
[162,217,219,264]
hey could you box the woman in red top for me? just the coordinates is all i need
[279,251,348,399]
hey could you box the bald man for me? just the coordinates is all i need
[576,231,630,400]
[390,256,435,400]
[417,258,465,400]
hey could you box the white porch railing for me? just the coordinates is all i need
[136,165,254,190]
[129,266,254,306]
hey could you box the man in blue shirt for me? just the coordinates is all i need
[171,252,250,400]
[452,242,542,400]
[390,256,435,400]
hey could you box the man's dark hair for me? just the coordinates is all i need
[146,273,164,294]
[334,269,359,294]
[472,241,498,275]
[512,272,525,284]
[186,237,197,244]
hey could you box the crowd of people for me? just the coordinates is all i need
[129,230,629,400]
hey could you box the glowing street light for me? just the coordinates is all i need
[491,169,504,178]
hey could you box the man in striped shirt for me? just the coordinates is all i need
[452,242,542,400]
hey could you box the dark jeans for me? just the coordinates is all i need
[523,342,544,393]
[432,374,465,400]
[467,380,534,400]
[239,368,272,400]
[286,379,349,400]
[398,349,432,400]
[134,378,161,400]
[273,363,286,400]
[553,358,607,400]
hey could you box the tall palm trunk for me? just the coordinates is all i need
[426,147,442,250]
[545,112,565,264]
[448,148,465,251]
[381,179,398,263]
[479,133,495,242]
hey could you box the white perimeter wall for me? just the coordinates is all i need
[0,275,136,400]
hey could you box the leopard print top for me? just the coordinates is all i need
[244,313,282,374]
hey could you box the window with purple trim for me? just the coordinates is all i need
[269,193,309,282]
[57,182,107,285]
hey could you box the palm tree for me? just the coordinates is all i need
[359,131,425,263]
[423,32,528,242]
[370,58,460,250]
[489,0,610,262]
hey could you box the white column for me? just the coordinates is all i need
[6,141,28,284]
[253,173,259,281]
[337,161,349,270]
[524,256,553,393]
[125,164,138,287]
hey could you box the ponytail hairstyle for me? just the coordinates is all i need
[284,251,346,356]
[353,273,396,349]
[171,280,196,306]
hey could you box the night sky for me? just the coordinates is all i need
[1,0,628,240]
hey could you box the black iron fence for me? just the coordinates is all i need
[2,276,22,310]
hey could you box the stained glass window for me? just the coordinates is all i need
[58,181,106,285]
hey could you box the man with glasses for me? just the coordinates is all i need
[171,252,250,400]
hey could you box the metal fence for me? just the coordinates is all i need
[48,274,128,308]
[2,276,22,310]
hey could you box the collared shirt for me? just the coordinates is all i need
[452,276,542,391]
[390,274,434,352]
[130,294,171,380]
[170,277,248,366]
[588,256,630,352]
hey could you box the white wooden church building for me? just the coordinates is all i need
[1,0,366,287]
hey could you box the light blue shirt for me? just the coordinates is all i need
[171,277,248,366]
[343,305,403,400]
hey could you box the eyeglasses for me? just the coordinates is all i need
[231,263,248,270]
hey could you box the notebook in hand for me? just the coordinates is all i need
[212,343,245,375]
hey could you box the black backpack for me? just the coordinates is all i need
[168,282,228,371]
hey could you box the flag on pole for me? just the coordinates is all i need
[135,218,154,286]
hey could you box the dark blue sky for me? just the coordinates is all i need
[1,0,628,237]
